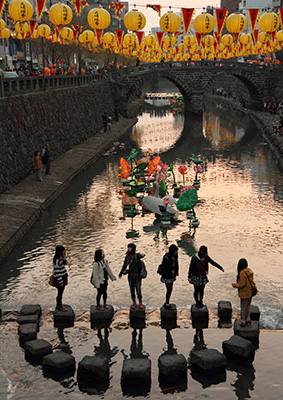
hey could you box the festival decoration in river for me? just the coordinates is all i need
[117,148,206,237]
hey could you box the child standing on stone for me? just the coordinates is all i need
[34,151,43,181]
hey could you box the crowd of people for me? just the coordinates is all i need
[52,243,257,328]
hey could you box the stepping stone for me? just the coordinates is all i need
[42,351,76,377]
[191,304,209,329]
[130,319,146,330]
[158,353,187,383]
[161,319,177,330]
[222,335,255,363]
[160,304,177,321]
[218,301,232,319]
[20,304,42,317]
[234,319,260,344]
[18,323,37,345]
[250,305,260,321]
[24,339,52,362]
[77,355,109,385]
[121,358,151,387]
[190,348,227,375]
[130,305,146,320]
[17,314,40,329]
[53,305,75,328]
[90,305,114,329]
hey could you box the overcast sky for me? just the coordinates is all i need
[126,1,220,32]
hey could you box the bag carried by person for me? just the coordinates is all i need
[245,272,258,297]
[139,259,147,279]
[157,263,163,275]
[48,275,55,287]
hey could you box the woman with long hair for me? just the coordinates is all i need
[91,249,116,310]
[53,245,68,311]
[188,245,224,309]
[160,244,179,310]
[119,243,145,309]
[232,258,256,327]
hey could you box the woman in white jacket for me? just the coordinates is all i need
[91,249,116,310]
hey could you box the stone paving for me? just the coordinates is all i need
[0,116,137,264]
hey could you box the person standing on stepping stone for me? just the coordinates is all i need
[188,245,224,310]
[159,244,179,310]
[91,249,116,310]
[53,245,69,312]
[232,258,256,327]
[119,243,145,309]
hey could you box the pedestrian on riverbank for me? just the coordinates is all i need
[53,245,68,311]
[107,114,113,131]
[34,151,43,182]
[159,244,179,310]
[119,243,145,309]
[102,112,108,132]
[232,258,256,327]
[91,249,116,310]
[42,144,51,175]
[188,245,224,309]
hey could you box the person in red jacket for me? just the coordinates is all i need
[34,151,43,182]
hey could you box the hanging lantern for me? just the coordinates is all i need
[123,32,136,47]
[144,34,156,47]
[178,43,186,55]
[0,18,5,30]
[258,11,279,33]
[79,29,95,43]
[258,32,269,43]
[160,11,181,34]
[88,7,111,30]
[31,29,39,39]
[203,34,214,47]
[221,33,234,46]
[193,12,215,34]
[49,3,73,26]
[276,30,283,42]
[164,35,176,48]
[124,9,146,32]
[60,26,73,41]
[184,34,195,47]
[15,21,29,34]
[226,13,247,34]
[0,27,10,39]
[8,0,33,22]
[240,33,252,45]
[103,31,116,46]
[38,24,51,38]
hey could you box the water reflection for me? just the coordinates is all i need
[229,362,255,400]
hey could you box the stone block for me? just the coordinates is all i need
[160,304,177,321]
[158,353,187,383]
[190,348,227,375]
[90,305,114,329]
[77,355,109,384]
[42,351,76,377]
[24,339,52,362]
[218,301,232,319]
[191,304,209,329]
[17,314,40,329]
[250,305,260,321]
[18,323,37,345]
[53,305,75,328]
[121,358,151,387]
[130,319,146,330]
[234,319,260,344]
[161,319,177,331]
[130,305,146,320]
[222,335,255,363]
[20,304,42,317]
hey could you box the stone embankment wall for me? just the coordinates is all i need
[0,82,115,194]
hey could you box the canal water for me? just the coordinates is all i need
[1,92,283,399]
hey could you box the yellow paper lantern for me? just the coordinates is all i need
[88,7,111,30]
[183,34,195,47]
[103,31,116,46]
[178,43,186,54]
[276,30,283,42]
[0,18,5,30]
[38,24,51,38]
[226,13,247,34]
[258,11,279,33]
[123,33,136,47]
[79,30,95,43]
[194,12,215,34]
[164,35,176,48]
[49,3,73,26]
[144,34,156,47]
[160,11,181,34]
[124,9,146,32]
[15,21,29,34]
[8,0,33,22]
[203,34,214,47]
[60,26,73,41]
[258,32,269,43]
[240,33,252,45]
[221,34,233,46]
[31,29,39,39]
[0,27,10,39]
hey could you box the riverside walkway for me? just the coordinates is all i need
[0,116,137,264]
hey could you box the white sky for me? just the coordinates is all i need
[126,0,220,32]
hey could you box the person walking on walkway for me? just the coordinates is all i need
[34,151,43,181]
[188,245,224,309]
[119,243,145,309]
[159,244,179,310]
[53,245,68,311]
[91,249,116,310]
[42,144,51,175]
[232,258,256,327]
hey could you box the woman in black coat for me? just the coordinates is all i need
[160,244,179,309]
[188,245,224,309]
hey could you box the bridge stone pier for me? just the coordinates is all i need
[112,61,282,115]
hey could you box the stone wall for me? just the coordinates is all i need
[0,82,115,193]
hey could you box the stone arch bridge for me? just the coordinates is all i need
[111,61,283,114]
